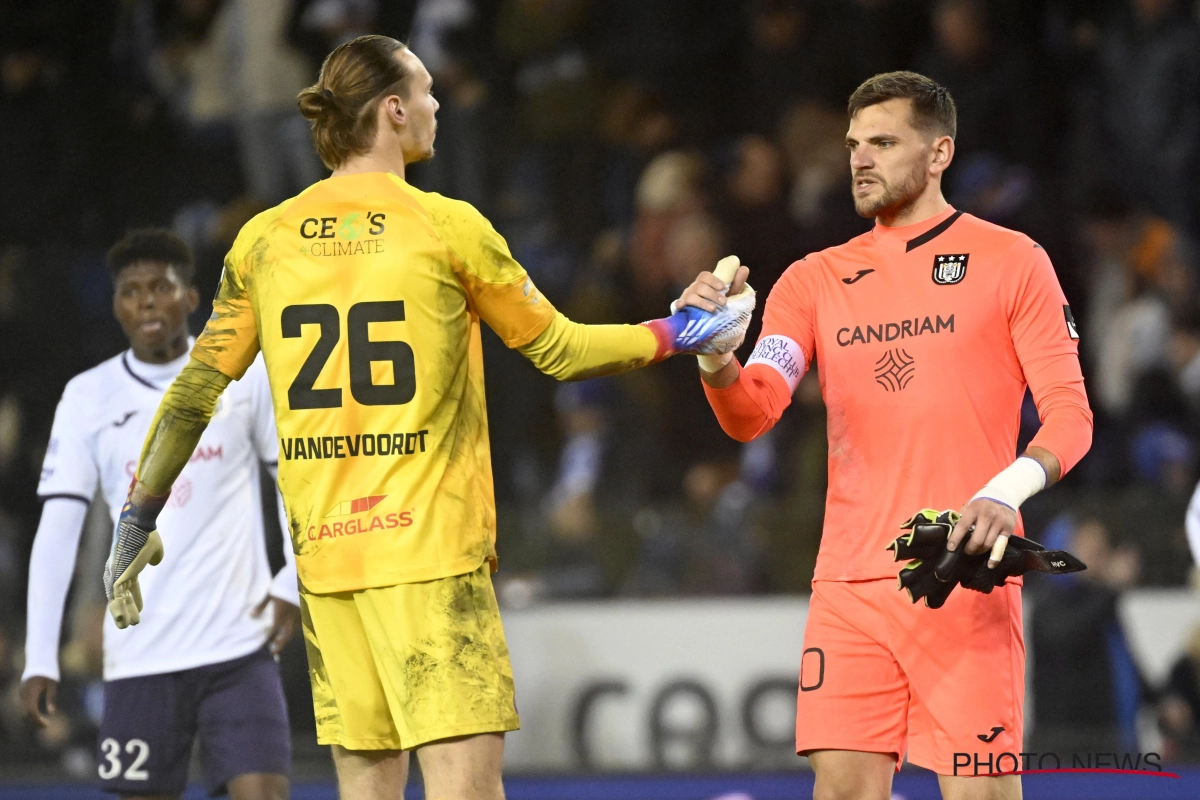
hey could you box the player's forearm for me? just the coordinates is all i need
[969,386,1086,512]
[517,311,659,381]
[702,362,785,442]
[1025,381,1093,480]
[133,358,232,505]
[23,499,88,681]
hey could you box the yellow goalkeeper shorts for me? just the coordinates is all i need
[299,562,520,750]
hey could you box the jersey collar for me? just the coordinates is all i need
[123,339,195,392]
[870,205,960,251]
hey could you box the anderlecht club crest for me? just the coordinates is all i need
[932,253,969,285]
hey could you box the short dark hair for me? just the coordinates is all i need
[848,71,957,140]
[106,228,194,285]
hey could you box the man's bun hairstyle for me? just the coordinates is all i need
[848,71,957,140]
[107,228,194,285]
[298,35,411,170]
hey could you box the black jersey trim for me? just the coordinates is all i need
[39,493,92,505]
[905,210,964,252]
[122,352,160,391]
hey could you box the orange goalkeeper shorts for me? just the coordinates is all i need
[795,578,1024,776]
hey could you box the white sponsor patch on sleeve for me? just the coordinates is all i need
[746,335,807,392]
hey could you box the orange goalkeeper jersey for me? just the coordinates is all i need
[704,206,1092,582]
[191,172,561,594]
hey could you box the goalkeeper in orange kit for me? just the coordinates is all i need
[682,71,1093,799]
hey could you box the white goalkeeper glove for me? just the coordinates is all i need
[656,256,755,366]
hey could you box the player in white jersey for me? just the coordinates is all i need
[21,230,297,800]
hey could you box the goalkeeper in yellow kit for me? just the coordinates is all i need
[102,35,752,800]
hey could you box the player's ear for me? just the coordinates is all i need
[186,285,200,314]
[929,135,954,176]
[383,95,405,128]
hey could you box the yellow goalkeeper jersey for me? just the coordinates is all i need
[191,172,560,594]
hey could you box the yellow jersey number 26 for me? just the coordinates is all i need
[281,301,416,409]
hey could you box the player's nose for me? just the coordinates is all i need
[850,149,874,170]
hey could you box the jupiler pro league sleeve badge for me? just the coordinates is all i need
[1063,305,1080,340]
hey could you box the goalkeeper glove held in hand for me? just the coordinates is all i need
[888,508,1087,609]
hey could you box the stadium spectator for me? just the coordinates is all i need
[1171,308,1200,409]
[408,0,489,210]
[591,0,740,142]
[538,381,612,599]
[739,0,838,131]
[777,102,839,221]
[1094,0,1200,229]
[776,101,870,252]
[289,0,380,69]
[496,0,602,241]
[1093,218,1177,416]
[718,135,803,314]
[595,84,679,229]
[190,0,323,205]
[621,460,761,596]
[817,0,929,103]
[628,151,710,313]
[1030,516,1146,755]
[1159,623,1200,761]
[0,25,81,247]
[917,0,1037,168]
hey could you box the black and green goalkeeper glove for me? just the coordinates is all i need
[888,508,1087,609]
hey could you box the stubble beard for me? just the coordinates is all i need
[406,144,436,165]
[403,125,437,165]
[853,159,929,220]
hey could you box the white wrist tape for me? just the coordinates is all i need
[697,352,733,373]
[971,456,1047,511]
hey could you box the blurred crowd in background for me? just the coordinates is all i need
[4,0,1200,773]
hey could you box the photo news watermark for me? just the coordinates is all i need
[952,751,1178,778]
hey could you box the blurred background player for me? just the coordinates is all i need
[99,36,748,800]
[21,230,298,800]
[683,72,1092,799]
